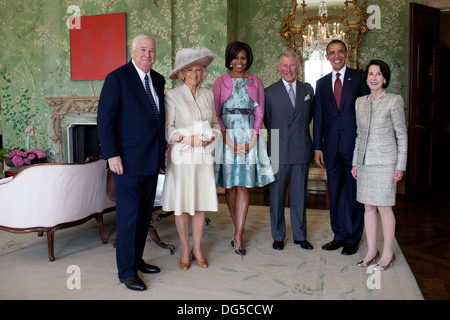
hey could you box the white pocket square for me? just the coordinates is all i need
[304,94,311,101]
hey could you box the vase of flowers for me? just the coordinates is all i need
[4,148,48,177]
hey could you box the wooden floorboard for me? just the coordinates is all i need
[394,185,450,300]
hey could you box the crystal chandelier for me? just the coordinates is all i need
[302,1,345,59]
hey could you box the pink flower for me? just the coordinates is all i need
[26,149,47,159]
[11,155,25,167]
[6,148,48,167]
[7,150,27,158]
[35,150,47,159]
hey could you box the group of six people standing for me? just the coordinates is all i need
[97,33,407,291]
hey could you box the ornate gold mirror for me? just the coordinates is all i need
[281,0,370,83]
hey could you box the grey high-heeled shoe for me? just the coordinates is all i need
[356,250,380,267]
[373,254,396,271]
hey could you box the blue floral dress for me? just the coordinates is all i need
[215,78,275,188]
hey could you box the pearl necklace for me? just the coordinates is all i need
[368,91,386,101]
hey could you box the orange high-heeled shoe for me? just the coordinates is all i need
[179,252,192,271]
[179,259,191,271]
[191,249,208,268]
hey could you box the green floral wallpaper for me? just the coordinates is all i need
[0,0,421,162]
[237,0,290,84]
[360,0,422,99]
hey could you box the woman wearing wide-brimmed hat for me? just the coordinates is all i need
[162,46,220,270]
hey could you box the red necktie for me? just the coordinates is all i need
[334,72,342,110]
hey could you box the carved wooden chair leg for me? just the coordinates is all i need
[95,213,108,244]
[46,229,56,262]
[147,225,175,255]
[157,211,173,221]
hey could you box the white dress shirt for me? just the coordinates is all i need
[331,65,347,93]
[281,78,296,96]
[131,59,160,110]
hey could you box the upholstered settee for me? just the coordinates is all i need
[0,159,115,261]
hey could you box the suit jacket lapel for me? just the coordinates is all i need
[294,80,306,118]
[324,73,339,113]
[274,79,305,126]
[340,68,355,111]
[274,80,295,117]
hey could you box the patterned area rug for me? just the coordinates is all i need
[0,204,422,300]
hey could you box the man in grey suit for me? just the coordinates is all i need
[264,50,314,251]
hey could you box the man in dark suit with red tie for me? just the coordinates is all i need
[97,34,166,291]
[313,40,370,255]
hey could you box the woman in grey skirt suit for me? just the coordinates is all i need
[351,60,407,271]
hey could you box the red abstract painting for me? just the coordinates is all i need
[70,13,126,80]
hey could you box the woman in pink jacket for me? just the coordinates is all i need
[213,41,275,255]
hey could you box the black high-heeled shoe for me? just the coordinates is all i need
[232,239,246,256]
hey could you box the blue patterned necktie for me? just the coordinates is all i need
[144,74,160,121]
[288,83,296,108]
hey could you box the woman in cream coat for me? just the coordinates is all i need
[351,59,407,271]
[162,47,220,270]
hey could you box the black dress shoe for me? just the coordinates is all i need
[138,262,161,274]
[294,240,313,250]
[272,241,284,250]
[119,276,147,291]
[321,240,345,251]
[341,243,359,255]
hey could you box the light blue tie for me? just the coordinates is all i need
[144,74,160,121]
[288,83,296,108]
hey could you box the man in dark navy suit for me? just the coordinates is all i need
[97,34,166,291]
[313,40,369,256]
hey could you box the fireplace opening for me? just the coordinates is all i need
[67,123,102,163]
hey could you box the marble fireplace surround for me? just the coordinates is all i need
[45,96,99,162]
